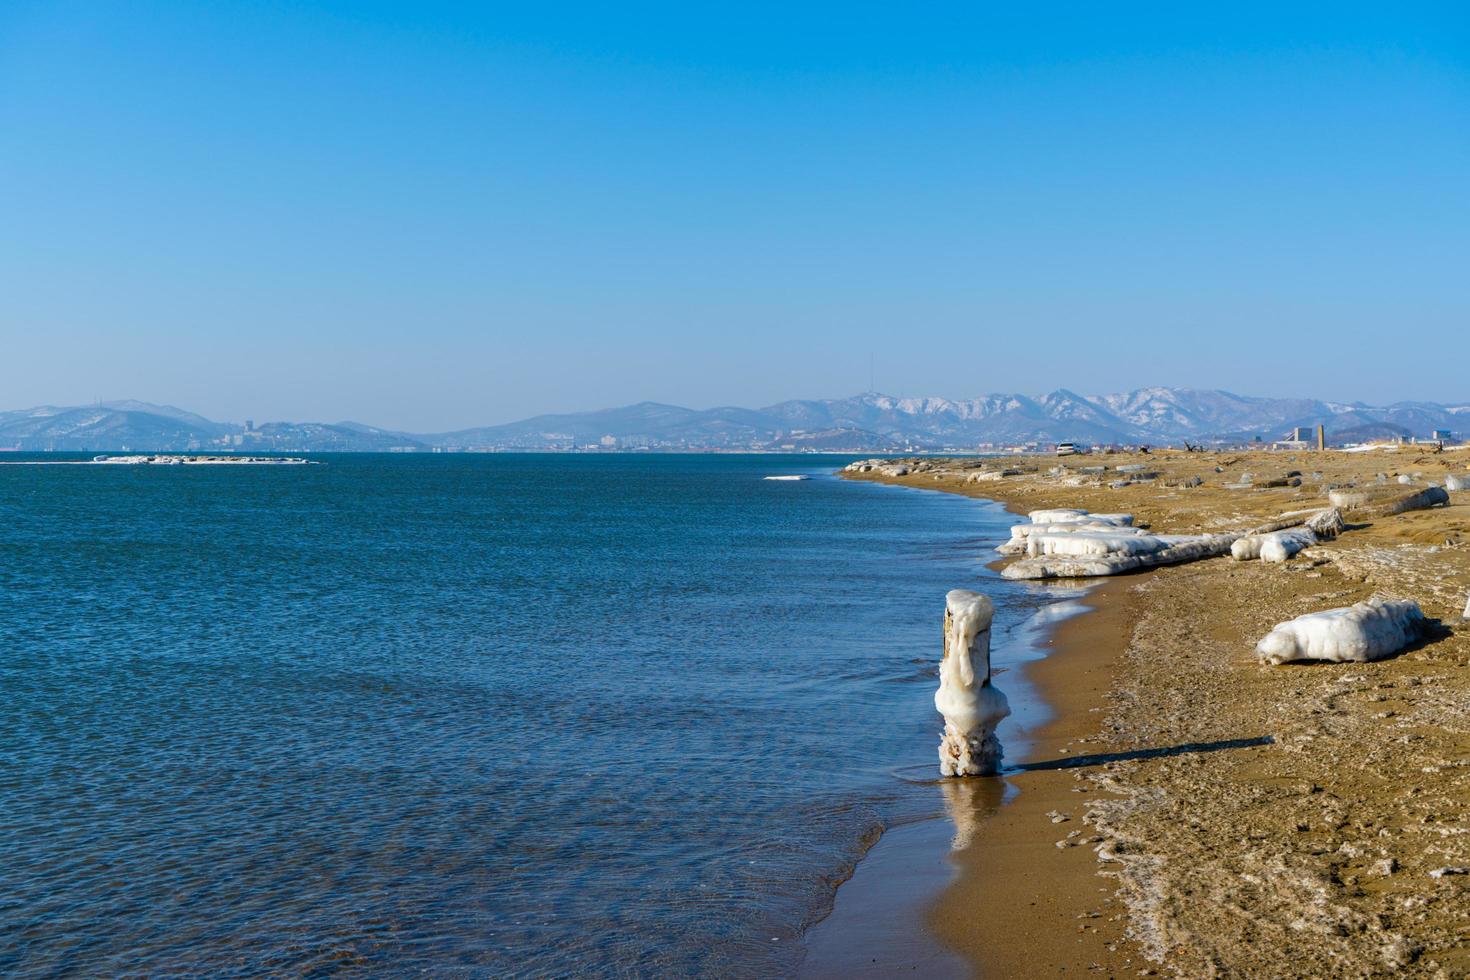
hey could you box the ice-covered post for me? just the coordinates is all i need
[936,589,1011,776]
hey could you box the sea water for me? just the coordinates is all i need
[0,454,1045,976]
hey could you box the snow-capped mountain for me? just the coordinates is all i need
[448,388,1468,448]
[2,389,1465,451]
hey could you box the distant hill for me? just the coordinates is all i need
[0,402,426,452]
[431,388,1469,450]
[1,389,1465,452]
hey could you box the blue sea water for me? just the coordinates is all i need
[0,454,1045,976]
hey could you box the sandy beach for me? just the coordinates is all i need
[845,448,1470,976]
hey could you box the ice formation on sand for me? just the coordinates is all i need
[1305,507,1345,539]
[996,511,1136,555]
[1255,598,1426,665]
[1003,533,1238,579]
[1027,509,1133,527]
[1328,486,1449,516]
[998,522,1146,555]
[1260,531,1314,563]
[1231,527,1317,563]
[1228,537,1262,562]
[1028,508,1088,525]
[1447,475,1467,492]
[998,506,1341,580]
[1027,531,1176,559]
[935,590,1010,776]
[964,466,1025,482]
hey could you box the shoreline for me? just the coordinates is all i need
[836,451,1470,975]
[801,575,1147,978]
[801,479,1146,976]
[930,476,1150,972]
[925,576,1139,975]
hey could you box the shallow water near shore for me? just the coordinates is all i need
[800,586,1092,976]
[1,453,1056,976]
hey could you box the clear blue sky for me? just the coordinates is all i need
[2,2,1466,430]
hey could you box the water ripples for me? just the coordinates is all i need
[0,455,1029,976]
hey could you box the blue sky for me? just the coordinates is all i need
[1,2,1466,429]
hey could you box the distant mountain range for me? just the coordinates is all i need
[2,389,1466,452]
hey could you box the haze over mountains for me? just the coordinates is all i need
[2,389,1465,452]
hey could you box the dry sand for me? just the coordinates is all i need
[847,448,1470,977]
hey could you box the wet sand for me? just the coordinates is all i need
[927,578,1142,977]
[799,817,970,979]
[843,449,1470,976]
[801,576,1128,978]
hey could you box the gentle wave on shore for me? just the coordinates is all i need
[0,453,1058,976]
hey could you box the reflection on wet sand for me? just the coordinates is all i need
[939,775,1009,851]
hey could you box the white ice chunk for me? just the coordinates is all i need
[1305,508,1345,539]
[997,520,1147,554]
[1429,867,1470,879]
[1027,531,1173,559]
[1232,537,1263,561]
[1024,508,1132,527]
[1255,598,1426,665]
[936,590,1010,776]
[1261,530,1315,563]
[1027,508,1090,525]
[1328,486,1449,516]
[1002,533,1238,579]
[1232,527,1317,563]
[1447,475,1467,491]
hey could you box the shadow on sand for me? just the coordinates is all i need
[1014,735,1275,773]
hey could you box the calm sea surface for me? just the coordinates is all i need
[0,454,1044,976]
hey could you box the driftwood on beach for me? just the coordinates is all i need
[1001,532,1242,580]
[995,510,1138,556]
[1000,508,1342,581]
[1328,485,1449,517]
[1229,509,1344,564]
